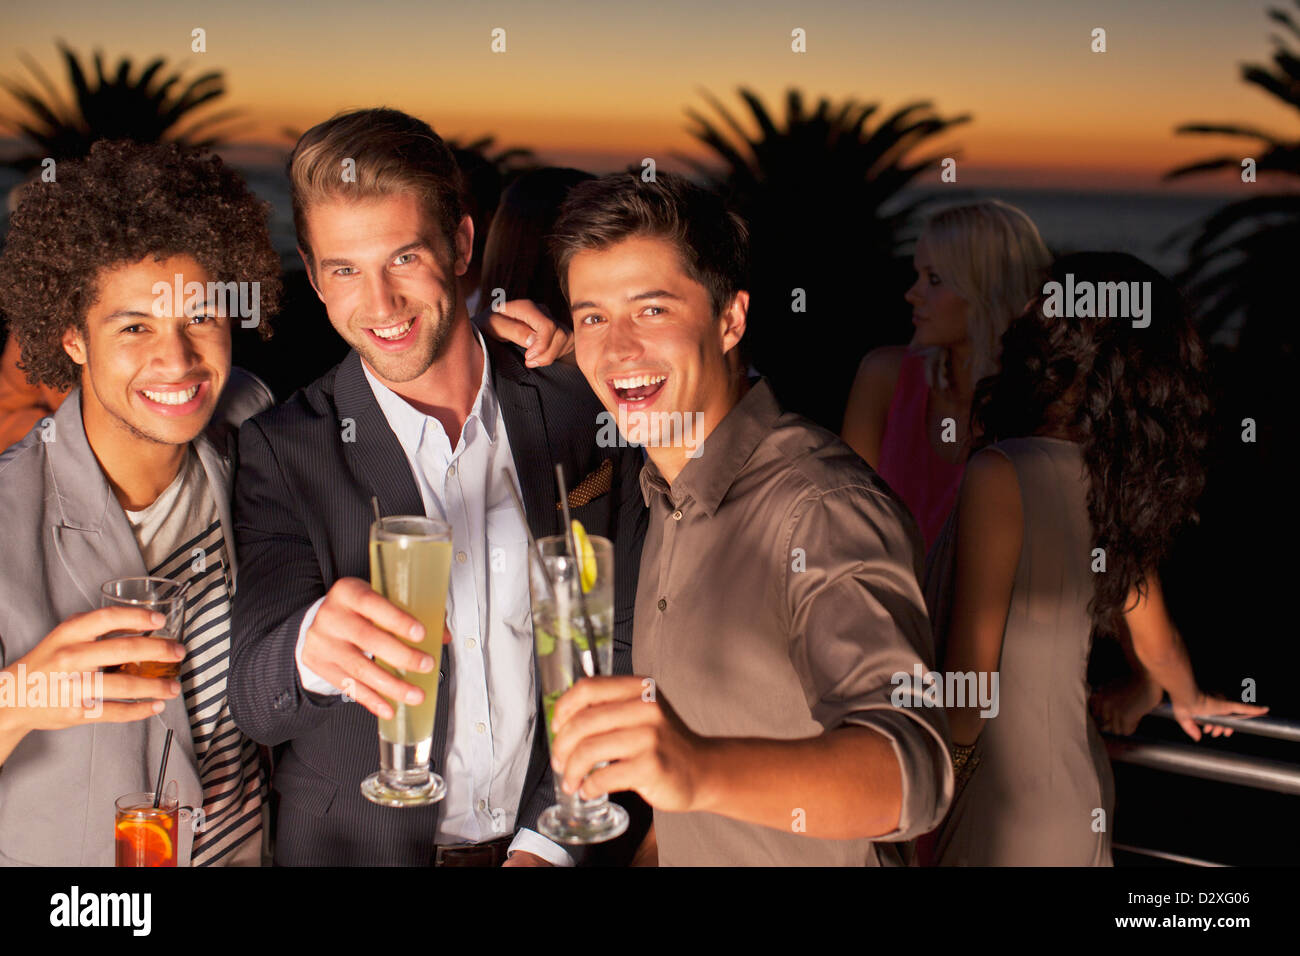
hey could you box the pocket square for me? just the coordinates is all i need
[558,457,613,509]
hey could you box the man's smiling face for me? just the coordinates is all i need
[300,192,471,384]
[568,234,746,456]
[63,253,230,448]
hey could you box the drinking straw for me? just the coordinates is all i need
[152,729,174,808]
[554,464,601,679]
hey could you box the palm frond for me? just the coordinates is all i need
[1173,122,1286,144]
[681,86,970,429]
[1241,64,1300,112]
[1268,3,1300,42]
[1167,2,1300,355]
[1,43,241,170]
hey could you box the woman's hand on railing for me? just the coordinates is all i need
[1170,692,1269,742]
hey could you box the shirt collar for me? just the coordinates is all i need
[361,325,499,456]
[638,376,781,517]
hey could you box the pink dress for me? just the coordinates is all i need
[876,352,966,550]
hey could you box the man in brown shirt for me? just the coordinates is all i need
[546,173,954,865]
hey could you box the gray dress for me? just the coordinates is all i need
[923,437,1114,866]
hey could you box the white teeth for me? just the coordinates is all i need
[371,319,414,340]
[612,373,667,390]
[142,385,199,405]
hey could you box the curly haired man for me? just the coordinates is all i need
[0,139,281,866]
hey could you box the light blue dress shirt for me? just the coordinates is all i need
[295,330,570,864]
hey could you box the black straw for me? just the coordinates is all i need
[152,729,174,808]
[554,464,601,678]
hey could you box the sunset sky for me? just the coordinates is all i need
[2,0,1295,191]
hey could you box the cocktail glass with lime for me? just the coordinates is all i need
[531,524,629,844]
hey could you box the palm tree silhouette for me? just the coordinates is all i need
[1156,2,1300,721]
[1164,2,1300,360]
[1,41,244,172]
[680,88,970,429]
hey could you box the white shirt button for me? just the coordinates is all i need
[456,551,467,563]
[478,799,487,811]
[447,464,456,477]
[476,721,486,734]
[466,637,477,650]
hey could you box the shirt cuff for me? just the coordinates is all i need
[508,828,574,867]
[294,596,342,695]
[842,705,954,843]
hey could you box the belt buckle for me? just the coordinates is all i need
[434,838,508,867]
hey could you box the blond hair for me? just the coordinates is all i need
[288,108,466,267]
[917,200,1051,391]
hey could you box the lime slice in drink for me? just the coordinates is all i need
[543,688,564,740]
[536,627,556,657]
[571,519,597,594]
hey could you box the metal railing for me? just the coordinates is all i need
[1103,704,1300,865]
[1143,703,1300,744]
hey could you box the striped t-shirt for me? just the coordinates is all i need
[123,446,265,866]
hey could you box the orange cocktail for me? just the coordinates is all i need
[114,792,178,867]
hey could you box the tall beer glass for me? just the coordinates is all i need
[361,515,452,807]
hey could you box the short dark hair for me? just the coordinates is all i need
[0,139,281,391]
[549,172,750,320]
[288,108,466,264]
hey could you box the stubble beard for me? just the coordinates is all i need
[357,290,458,385]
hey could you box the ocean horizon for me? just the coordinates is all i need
[0,158,1248,284]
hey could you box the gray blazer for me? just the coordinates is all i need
[0,369,273,866]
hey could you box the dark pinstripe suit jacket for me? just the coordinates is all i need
[228,339,647,865]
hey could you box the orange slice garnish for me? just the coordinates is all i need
[115,817,173,862]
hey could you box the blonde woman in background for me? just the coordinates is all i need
[841,200,1051,548]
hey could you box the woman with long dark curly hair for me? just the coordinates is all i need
[922,252,1267,866]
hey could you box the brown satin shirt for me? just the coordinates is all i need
[632,378,954,865]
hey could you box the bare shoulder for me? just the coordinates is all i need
[961,446,1020,495]
[957,447,1023,535]
[855,345,908,391]
[843,346,909,460]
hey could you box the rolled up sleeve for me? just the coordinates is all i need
[782,483,955,841]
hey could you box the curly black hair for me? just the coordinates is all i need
[971,251,1212,635]
[0,139,282,391]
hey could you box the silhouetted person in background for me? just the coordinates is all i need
[479,167,594,329]
[450,146,504,317]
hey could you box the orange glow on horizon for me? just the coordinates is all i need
[1,0,1292,195]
